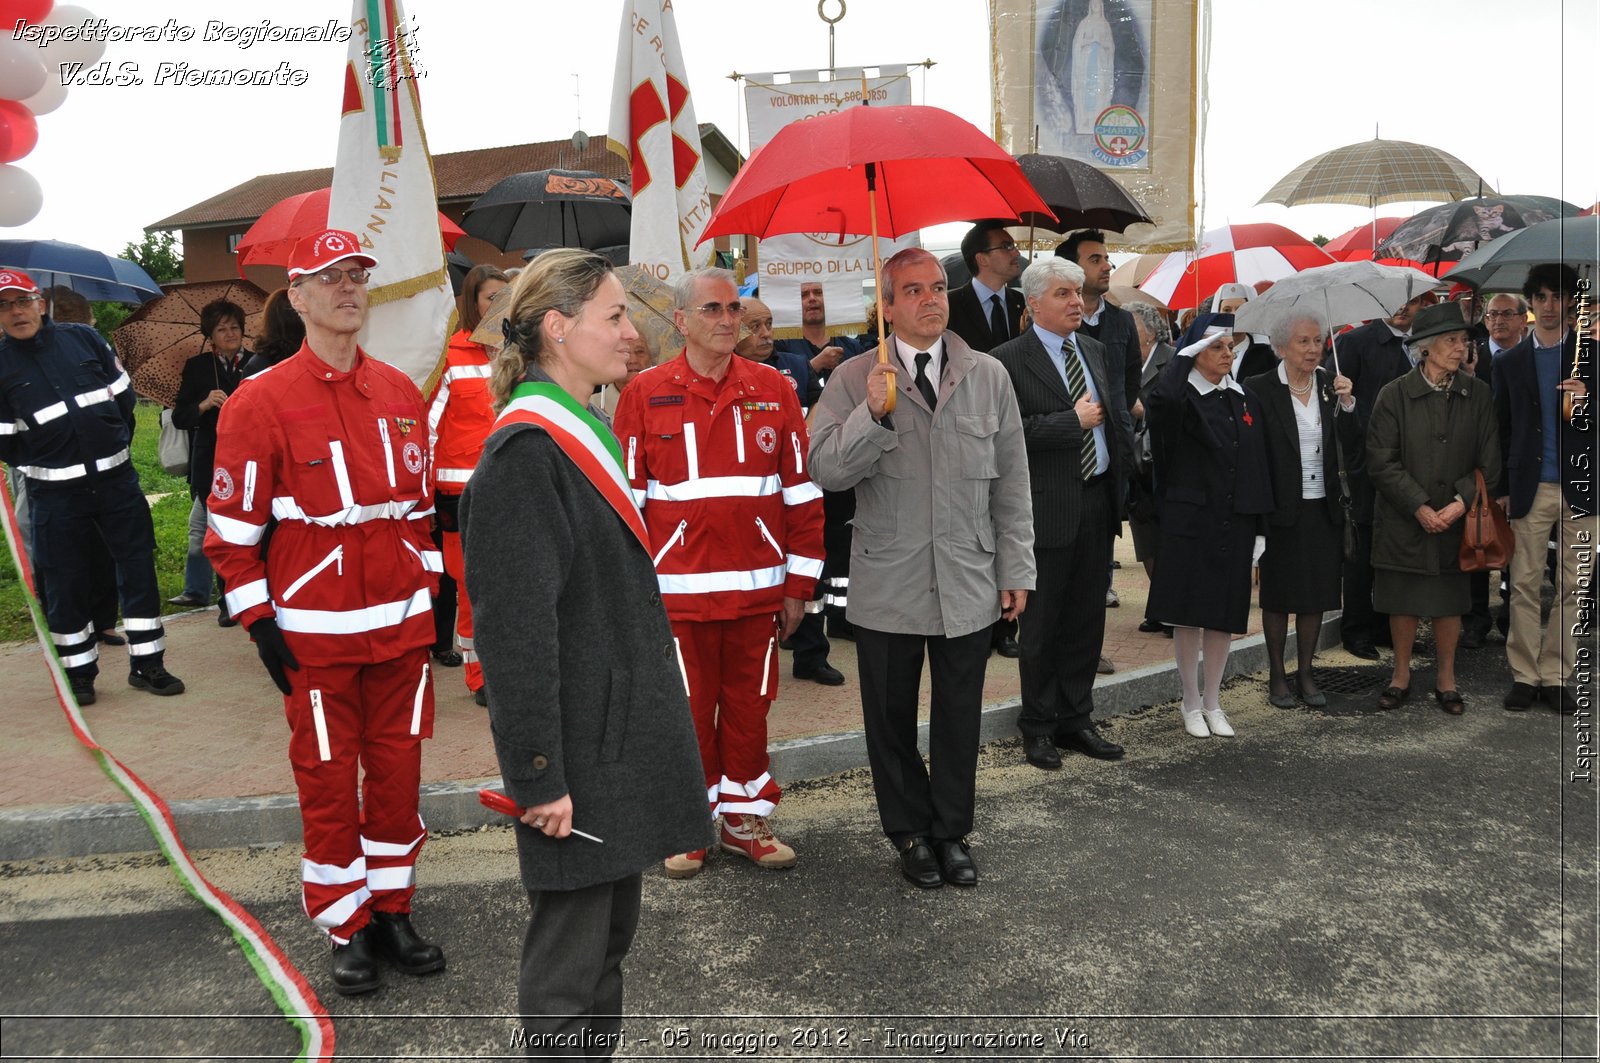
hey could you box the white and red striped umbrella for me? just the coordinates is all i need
[1138,223,1335,309]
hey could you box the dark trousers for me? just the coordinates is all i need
[1017,481,1112,738]
[789,610,829,668]
[1467,570,1492,636]
[430,522,456,652]
[31,474,164,679]
[1341,521,1387,647]
[855,624,990,846]
[518,874,642,1059]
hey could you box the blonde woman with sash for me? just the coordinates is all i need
[461,249,708,1056]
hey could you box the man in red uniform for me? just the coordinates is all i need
[614,267,825,880]
[205,230,446,996]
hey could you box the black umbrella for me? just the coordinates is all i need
[1010,153,1152,234]
[462,169,632,253]
[1374,195,1580,268]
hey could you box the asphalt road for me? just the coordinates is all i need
[1,645,1595,1062]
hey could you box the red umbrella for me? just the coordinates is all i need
[234,187,465,278]
[1322,217,1405,261]
[700,103,1053,412]
[1138,223,1335,310]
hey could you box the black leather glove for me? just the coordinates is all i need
[248,617,301,696]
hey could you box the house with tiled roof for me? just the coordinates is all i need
[148,126,744,286]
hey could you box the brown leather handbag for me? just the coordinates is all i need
[1458,469,1513,572]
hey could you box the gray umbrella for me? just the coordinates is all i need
[1440,216,1600,291]
[462,169,632,253]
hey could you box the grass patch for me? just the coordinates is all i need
[1,399,198,643]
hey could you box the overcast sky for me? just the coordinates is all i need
[3,0,1595,257]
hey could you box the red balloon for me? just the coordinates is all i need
[0,99,38,163]
[0,1,54,24]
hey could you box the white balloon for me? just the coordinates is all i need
[0,39,48,101]
[21,74,66,116]
[38,5,104,67]
[0,164,43,227]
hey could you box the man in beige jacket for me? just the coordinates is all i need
[808,248,1035,891]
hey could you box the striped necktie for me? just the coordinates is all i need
[1062,337,1097,481]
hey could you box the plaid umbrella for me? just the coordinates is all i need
[112,280,267,407]
[1258,138,1489,209]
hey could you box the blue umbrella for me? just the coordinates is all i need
[0,238,163,305]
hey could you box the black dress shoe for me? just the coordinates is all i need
[992,635,1020,659]
[1503,682,1538,711]
[933,839,978,887]
[793,660,846,686]
[1344,642,1380,661]
[431,649,463,668]
[1539,685,1579,714]
[473,686,488,707]
[1137,618,1166,633]
[368,911,446,975]
[330,927,382,995]
[1023,735,1062,770]
[898,837,942,889]
[1057,727,1124,761]
[96,630,126,646]
[167,592,207,607]
[217,611,238,628]
[1459,626,1487,650]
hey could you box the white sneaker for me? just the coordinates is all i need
[1203,708,1235,737]
[1180,704,1209,738]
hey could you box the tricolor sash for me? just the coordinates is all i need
[496,383,651,556]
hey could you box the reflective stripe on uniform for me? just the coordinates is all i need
[310,886,372,933]
[0,419,25,435]
[782,481,824,505]
[225,579,271,614]
[302,854,366,886]
[123,616,163,631]
[51,621,95,646]
[362,830,425,858]
[17,447,129,482]
[32,401,67,424]
[366,865,416,892]
[127,637,165,656]
[270,496,419,527]
[276,588,432,635]
[656,564,786,596]
[208,510,267,546]
[59,645,98,668]
[646,474,779,502]
[435,467,473,483]
[72,371,130,409]
[786,554,824,579]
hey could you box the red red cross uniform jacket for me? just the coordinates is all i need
[613,354,825,816]
[204,343,442,941]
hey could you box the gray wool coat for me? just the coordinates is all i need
[460,412,711,893]
[1367,365,1502,578]
[808,331,1036,638]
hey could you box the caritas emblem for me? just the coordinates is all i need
[755,426,778,454]
[212,466,235,500]
[402,441,424,474]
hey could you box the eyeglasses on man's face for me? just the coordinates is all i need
[1484,309,1523,319]
[297,267,372,287]
[983,240,1019,253]
[690,301,744,319]
[0,294,41,312]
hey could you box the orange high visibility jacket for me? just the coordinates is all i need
[425,329,496,495]
[204,344,442,665]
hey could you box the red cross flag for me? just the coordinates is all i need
[607,0,714,280]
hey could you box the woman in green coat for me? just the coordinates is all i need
[1366,302,1501,715]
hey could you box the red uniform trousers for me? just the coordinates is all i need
[287,645,435,943]
[674,612,784,817]
[438,513,482,693]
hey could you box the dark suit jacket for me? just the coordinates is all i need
[1244,366,1365,529]
[1327,319,1412,423]
[947,282,1024,353]
[990,328,1131,549]
[171,348,247,499]
[1493,330,1595,518]
[1079,299,1142,413]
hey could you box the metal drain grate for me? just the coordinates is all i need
[1307,665,1390,696]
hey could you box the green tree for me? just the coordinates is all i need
[1312,234,1330,247]
[123,230,184,284]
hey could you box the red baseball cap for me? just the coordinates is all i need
[286,229,378,279]
[0,269,40,294]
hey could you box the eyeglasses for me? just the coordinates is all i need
[690,301,743,319]
[983,240,1019,253]
[1484,309,1524,319]
[0,294,40,311]
[296,267,371,287]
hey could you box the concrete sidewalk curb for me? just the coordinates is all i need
[0,621,1341,861]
